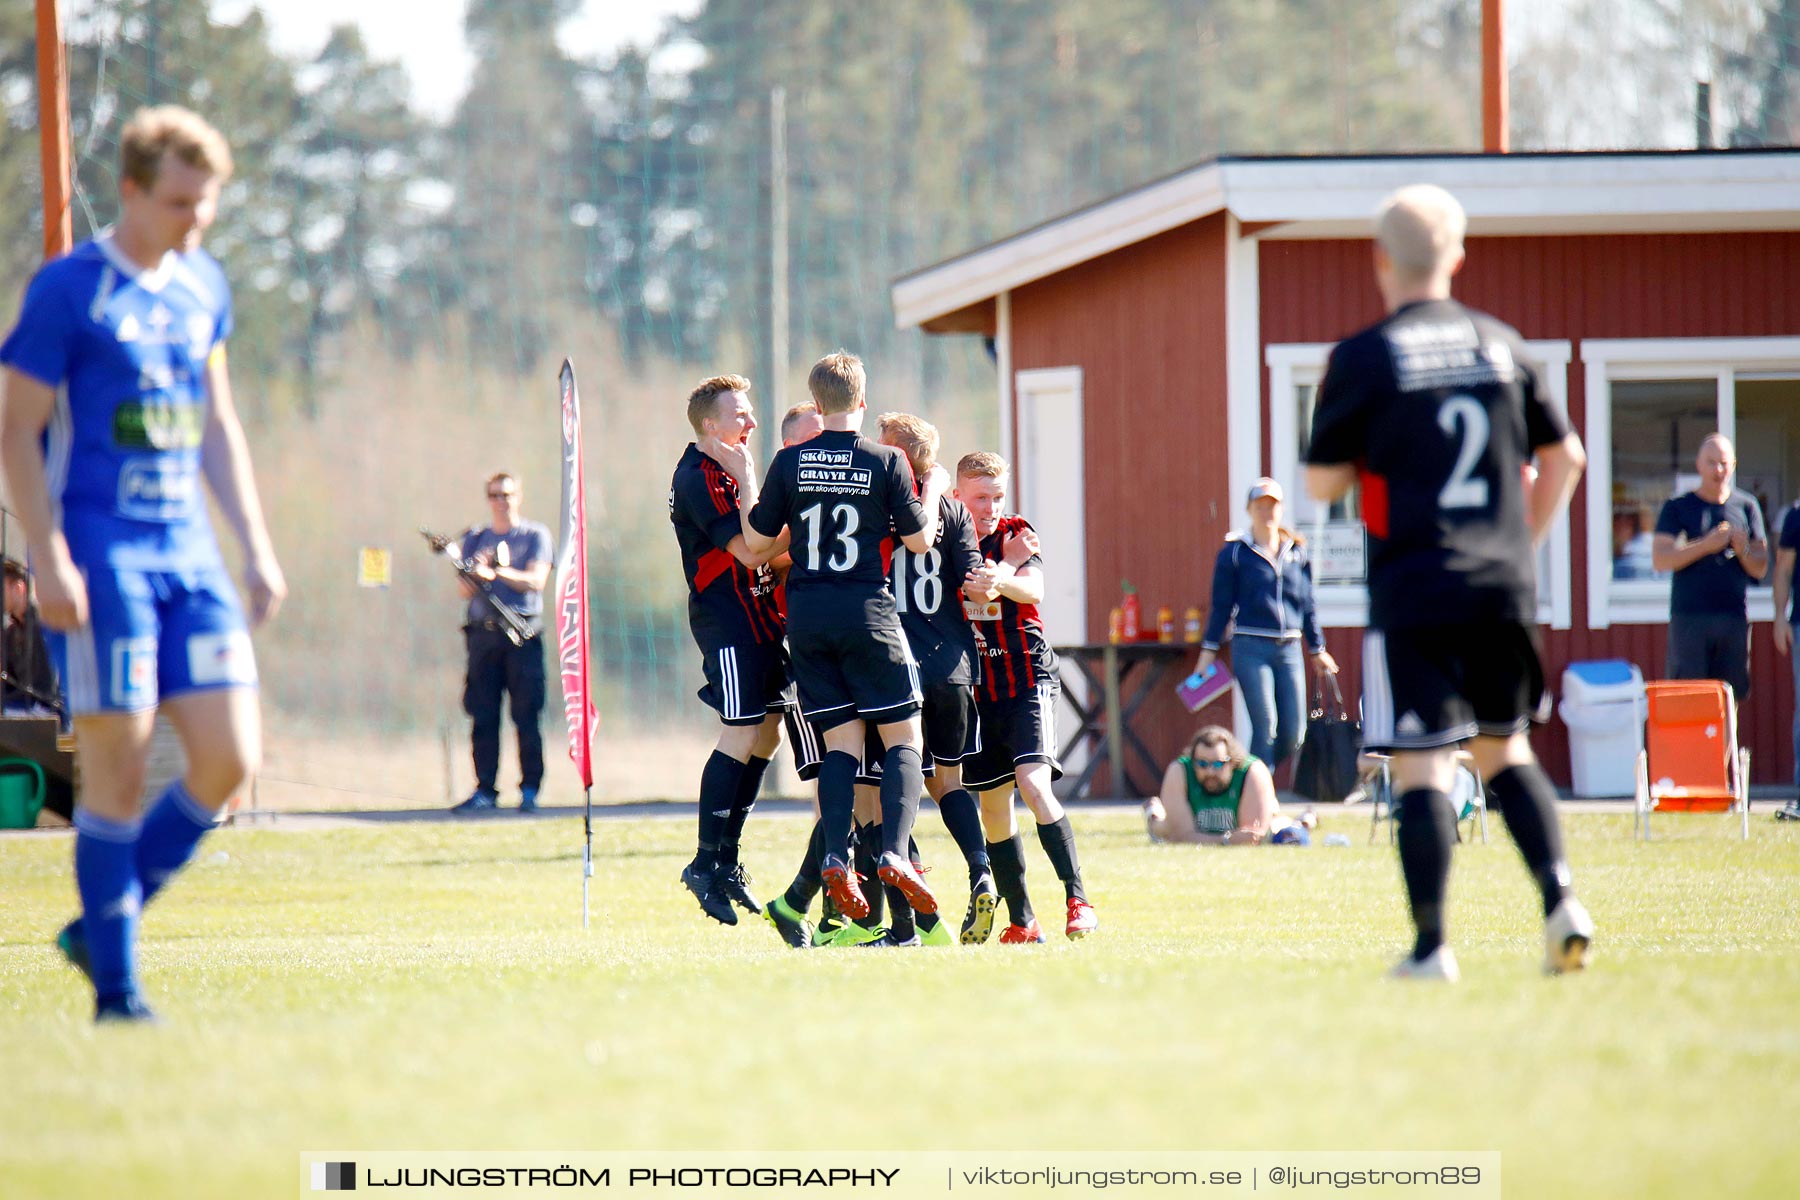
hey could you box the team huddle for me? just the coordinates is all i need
[669,354,1097,949]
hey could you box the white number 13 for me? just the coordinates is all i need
[799,502,860,572]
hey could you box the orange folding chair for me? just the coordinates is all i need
[1633,680,1750,841]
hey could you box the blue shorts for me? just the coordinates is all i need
[47,564,257,715]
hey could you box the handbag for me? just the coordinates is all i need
[1292,673,1361,803]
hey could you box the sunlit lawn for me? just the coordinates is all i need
[3,808,1796,1199]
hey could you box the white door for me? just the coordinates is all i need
[1013,367,1087,643]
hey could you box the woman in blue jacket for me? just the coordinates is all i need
[1196,478,1338,770]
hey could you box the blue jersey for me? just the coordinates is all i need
[0,235,233,571]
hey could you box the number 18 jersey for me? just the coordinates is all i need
[1306,298,1569,631]
[892,494,983,687]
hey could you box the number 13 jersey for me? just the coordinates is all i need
[1306,298,1570,631]
[747,429,926,627]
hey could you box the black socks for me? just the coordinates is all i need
[1396,788,1457,961]
[1486,764,1574,918]
[1034,815,1087,903]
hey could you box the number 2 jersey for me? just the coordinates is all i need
[746,429,925,628]
[1306,298,1569,631]
[0,234,233,571]
[969,515,1058,702]
[669,443,784,653]
[892,493,983,687]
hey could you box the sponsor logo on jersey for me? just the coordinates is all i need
[110,636,158,708]
[113,400,206,450]
[187,630,257,687]
[118,458,200,521]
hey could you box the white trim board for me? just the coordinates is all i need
[1265,340,1575,631]
[1582,337,1800,629]
[893,152,1800,329]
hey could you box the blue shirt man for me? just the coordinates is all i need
[447,473,553,814]
[0,106,285,1023]
[1652,434,1768,703]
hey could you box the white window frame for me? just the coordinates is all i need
[1266,340,1575,630]
[1583,337,1800,628]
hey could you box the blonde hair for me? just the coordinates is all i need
[1187,725,1248,770]
[486,471,518,493]
[686,374,751,436]
[780,401,820,442]
[807,351,865,415]
[876,412,939,475]
[1375,184,1465,283]
[956,450,1008,481]
[120,106,234,189]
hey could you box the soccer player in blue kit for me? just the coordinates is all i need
[1,107,286,1022]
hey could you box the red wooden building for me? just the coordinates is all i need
[892,150,1800,792]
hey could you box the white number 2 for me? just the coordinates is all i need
[799,502,860,572]
[1437,395,1491,511]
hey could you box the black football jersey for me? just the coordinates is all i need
[1307,298,1569,630]
[670,444,784,652]
[747,430,926,624]
[968,515,1059,702]
[892,494,983,687]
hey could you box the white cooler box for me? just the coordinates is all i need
[1558,660,1646,798]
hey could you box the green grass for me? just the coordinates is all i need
[3,810,1797,1199]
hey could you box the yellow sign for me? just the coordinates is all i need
[358,547,392,589]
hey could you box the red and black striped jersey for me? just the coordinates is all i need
[967,515,1059,702]
[670,443,784,652]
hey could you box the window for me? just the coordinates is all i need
[1608,380,1713,582]
[1582,338,1800,628]
[1267,341,1574,630]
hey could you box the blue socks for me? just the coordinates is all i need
[73,810,143,1004]
[137,781,219,906]
[72,781,219,1003]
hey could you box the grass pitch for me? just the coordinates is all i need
[2,808,1797,1199]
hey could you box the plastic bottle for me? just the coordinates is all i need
[1157,605,1175,642]
[1121,581,1141,641]
[1108,607,1124,644]
[1184,606,1203,644]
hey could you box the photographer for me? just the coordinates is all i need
[447,473,553,813]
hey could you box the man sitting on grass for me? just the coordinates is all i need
[1143,726,1312,846]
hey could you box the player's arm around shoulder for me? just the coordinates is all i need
[989,521,1045,604]
[199,347,286,625]
[699,435,784,559]
[893,454,940,554]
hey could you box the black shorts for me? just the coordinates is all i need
[962,683,1063,793]
[920,681,980,766]
[786,712,944,784]
[1360,621,1549,753]
[1666,613,1751,700]
[789,619,921,731]
[698,641,796,727]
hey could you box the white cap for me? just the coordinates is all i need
[1247,477,1284,505]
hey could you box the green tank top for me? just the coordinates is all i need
[1180,755,1261,836]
